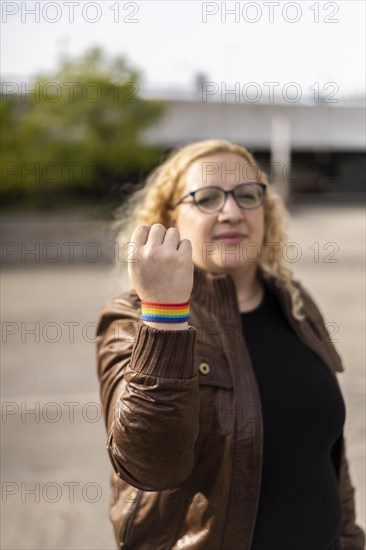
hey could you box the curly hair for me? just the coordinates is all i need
[112,139,305,322]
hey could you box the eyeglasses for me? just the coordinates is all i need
[173,182,267,214]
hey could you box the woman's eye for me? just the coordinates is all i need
[198,196,217,204]
[238,194,256,201]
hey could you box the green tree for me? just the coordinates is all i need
[1,47,164,207]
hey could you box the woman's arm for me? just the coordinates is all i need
[96,294,200,491]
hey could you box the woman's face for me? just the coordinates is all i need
[170,152,265,276]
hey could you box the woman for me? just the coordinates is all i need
[96,139,365,550]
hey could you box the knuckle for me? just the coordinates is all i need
[143,246,158,259]
[159,245,173,256]
[181,238,192,246]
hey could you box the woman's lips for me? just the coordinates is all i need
[213,234,248,244]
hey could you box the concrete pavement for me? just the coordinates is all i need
[1,204,365,549]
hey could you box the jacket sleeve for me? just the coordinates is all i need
[95,293,200,492]
[339,435,365,550]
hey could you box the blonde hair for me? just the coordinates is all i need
[112,139,305,322]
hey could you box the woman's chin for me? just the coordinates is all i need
[212,259,253,273]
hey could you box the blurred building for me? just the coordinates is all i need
[141,83,365,200]
[2,73,365,202]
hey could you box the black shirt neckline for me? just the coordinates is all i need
[240,285,268,316]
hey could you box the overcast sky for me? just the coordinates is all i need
[1,0,365,98]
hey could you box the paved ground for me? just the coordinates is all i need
[1,204,365,549]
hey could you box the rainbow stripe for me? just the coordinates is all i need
[141,300,190,323]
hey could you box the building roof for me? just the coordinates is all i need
[141,95,366,151]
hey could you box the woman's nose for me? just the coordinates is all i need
[217,193,244,222]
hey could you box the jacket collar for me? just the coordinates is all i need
[191,262,344,374]
[191,262,291,320]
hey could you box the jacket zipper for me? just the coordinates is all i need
[242,346,263,550]
[119,489,144,549]
[232,291,264,550]
[247,429,263,549]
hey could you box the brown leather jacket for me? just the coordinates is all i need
[96,263,365,550]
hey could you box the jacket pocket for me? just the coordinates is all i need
[195,347,234,437]
[195,346,233,389]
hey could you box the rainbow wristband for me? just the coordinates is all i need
[141,300,190,323]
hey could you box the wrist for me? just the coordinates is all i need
[141,299,190,325]
[143,320,189,331]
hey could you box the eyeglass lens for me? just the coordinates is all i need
[194,184,263,212]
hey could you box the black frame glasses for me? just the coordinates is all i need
[172,182,267,213]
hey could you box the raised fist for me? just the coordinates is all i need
[127,224,194,304]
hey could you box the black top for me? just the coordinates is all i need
[240,284,345,550]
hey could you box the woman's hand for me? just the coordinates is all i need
[127,224,194,304]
